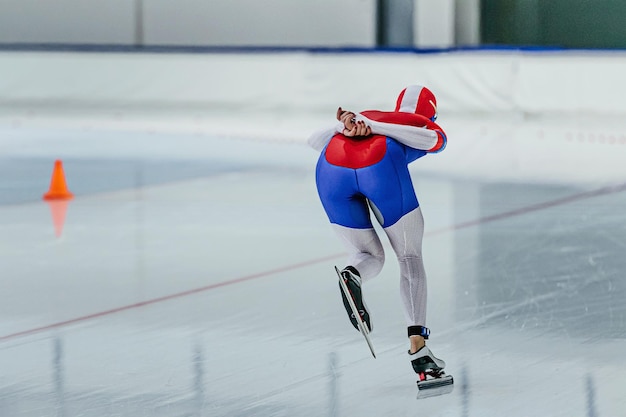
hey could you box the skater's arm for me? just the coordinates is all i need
[307,108,372,151]
[357,111,447,153]
[307,125,341,151]
[336,108,447,152]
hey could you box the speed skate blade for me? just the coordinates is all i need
[335,266,376,358]
[416,375,454,399]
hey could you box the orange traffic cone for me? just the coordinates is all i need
[43,160,74,200]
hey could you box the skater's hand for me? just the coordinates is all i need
[344,120,371,137]
[337,107,371,138]
[337,107,356,129]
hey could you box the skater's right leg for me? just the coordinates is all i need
[332,224,385,331]
[331,224,385,281]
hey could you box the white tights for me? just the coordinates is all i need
[332,207,427,328]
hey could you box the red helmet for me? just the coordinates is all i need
[394,85,438,122]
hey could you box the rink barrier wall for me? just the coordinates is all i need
[2,48,626,117]
[2,48,626,186]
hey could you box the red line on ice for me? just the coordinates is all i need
[1,182,625,344]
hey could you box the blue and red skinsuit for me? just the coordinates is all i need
[315,111,445,229]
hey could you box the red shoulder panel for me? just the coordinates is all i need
[325,134,387,168]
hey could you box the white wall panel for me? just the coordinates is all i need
[414,0,455,48]
[0,0,376,47]
[142,0,376,47]
[0,0,135,44]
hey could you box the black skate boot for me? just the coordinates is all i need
[338,266,372,332]
[408,326,453,398]
[409,345,446,373]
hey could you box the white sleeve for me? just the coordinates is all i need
[355,114,438,151]
[307,122,344,152]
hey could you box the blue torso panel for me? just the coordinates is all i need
[315,135,427,229]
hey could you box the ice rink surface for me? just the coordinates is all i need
[1,121,626,417]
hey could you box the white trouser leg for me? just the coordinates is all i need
[383,207,427,327]
[331,224,385,281]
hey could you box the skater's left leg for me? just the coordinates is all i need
[384,207,447,372]
[410,335,425,354]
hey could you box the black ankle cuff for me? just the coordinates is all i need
[408,325,430,339]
